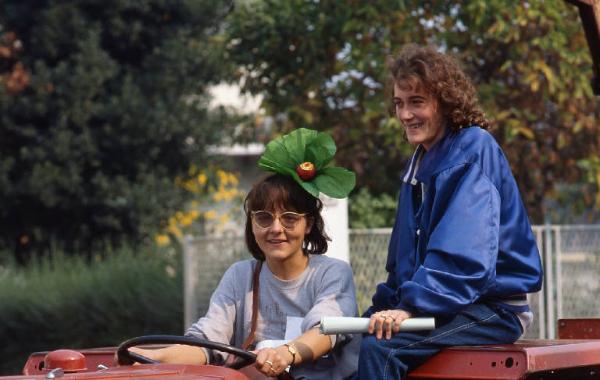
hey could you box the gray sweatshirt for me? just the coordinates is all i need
[186,254,360,379]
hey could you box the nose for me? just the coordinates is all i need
[398,107,414,122]
[268,216,285,232]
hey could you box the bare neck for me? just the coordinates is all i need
[266,251,309,280]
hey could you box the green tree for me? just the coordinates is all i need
[226,0,599,223]
[349,188,398,228]
[0,0,235,259]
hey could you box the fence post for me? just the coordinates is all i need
[320,195,350,262]
[543,224,556,339]
[183,235,197,332]
[534,226,547,339]
[554,226,563,320]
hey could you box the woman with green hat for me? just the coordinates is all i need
[131,128,360,379]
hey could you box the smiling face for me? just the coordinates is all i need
[251,207,312,263]
[393,80,446,150]
[244,174,327,263]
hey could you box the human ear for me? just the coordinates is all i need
[305,217,314,235]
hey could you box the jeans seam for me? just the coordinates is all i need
[382,312,498,379]
[383,346,395,380]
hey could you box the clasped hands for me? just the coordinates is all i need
[368,309,412,340]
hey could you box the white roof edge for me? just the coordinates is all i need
[208,143,265,156]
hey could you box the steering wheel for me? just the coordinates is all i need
[116,335,257,370]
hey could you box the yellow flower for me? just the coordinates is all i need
[167,224,183,239]
[181,180,197,193]
[217,170,229,185]
[204,210,217,220]
[228,173,239,186]
[176,210,198,227]
[224,189,235,201]
[158,167,242,240]
[155,234,170,246]
[197,173,207,186]
[219,214,230,224]
[179,216,193,227]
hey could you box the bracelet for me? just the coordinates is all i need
[283,342,298,365]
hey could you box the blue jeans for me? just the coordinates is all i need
[353,303,523,380]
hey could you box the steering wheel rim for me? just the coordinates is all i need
[116,335,257,370]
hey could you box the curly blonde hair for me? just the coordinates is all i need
[387,44,491,131]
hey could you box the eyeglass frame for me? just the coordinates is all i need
[250,210,308,230]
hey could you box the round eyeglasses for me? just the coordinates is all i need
[251,210,307,230]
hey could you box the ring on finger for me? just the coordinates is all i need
[379,313,388,319]
[265,360,274,367]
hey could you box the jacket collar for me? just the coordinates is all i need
[402,145,425,186]
[402,127,455,186]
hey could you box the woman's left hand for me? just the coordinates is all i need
[368,309,412,340]
[254,347,291,377]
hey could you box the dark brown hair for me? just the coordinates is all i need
[387,44,491,131]
[244,174,329,260]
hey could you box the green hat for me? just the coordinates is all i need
[258,128,356,199]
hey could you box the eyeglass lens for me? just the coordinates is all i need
[253,211,304,229]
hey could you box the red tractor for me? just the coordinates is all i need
[2,318,599,380]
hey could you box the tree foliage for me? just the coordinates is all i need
[349,187,398,229]
[226,0,599,223]
[0,0,234,258]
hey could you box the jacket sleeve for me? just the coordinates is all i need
[396,163,500,316]
[364,274,398,317]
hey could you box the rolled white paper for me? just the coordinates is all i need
[319,317,436,335]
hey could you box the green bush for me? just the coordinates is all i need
[0,246,182,375]
[349,188,398,229]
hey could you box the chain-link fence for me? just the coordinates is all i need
[183,225,600,339]
[183,235,247,327]
[556,227,600,319]
[348,229,390,315]
[535,225,600,339]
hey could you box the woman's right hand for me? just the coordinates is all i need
[253,346,292,377]
[368,309,412,340]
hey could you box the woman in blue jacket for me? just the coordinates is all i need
[354,44,543,379]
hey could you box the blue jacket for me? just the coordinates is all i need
[370,127,543,317]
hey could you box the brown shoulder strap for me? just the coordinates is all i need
[241,260,262,350]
